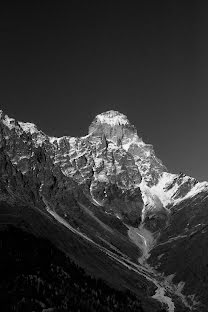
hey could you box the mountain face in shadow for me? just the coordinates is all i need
[0,109,207,311]
[1,225,157,312]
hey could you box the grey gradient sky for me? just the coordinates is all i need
[0,2,208,181]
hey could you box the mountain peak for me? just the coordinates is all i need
[88,110,137,144]
[93,110,130,126]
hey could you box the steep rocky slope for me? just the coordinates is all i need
[0,109,208,311]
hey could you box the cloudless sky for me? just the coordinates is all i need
[0,2,208,181]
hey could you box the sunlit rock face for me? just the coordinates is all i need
[0,108,206,230]
[89,111,167,187]
[0,110,143,226]
[89,110,137,145]
[88,111,169,229]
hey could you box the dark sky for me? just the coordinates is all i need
[0,2,208,181]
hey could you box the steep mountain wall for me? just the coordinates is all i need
[1,109,208,311]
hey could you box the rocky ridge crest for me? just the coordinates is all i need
[0,109,205,230]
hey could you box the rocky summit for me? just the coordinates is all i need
[0,109,208,311]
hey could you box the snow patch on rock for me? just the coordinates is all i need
[2,115,16,130]
[18,122,38,134]
[95,110,129,126]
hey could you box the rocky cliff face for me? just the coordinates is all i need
[0,110,143,226]
[1,109,208,311]
[0,109,204,229]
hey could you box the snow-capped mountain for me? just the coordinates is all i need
[1,109,205,227]
[0,109,208,311]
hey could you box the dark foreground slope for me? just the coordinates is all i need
[0,225,164,312]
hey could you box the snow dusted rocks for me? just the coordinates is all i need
[89,111,166,186]
[0,109,207,229]
[2,109,208,310]
[0,110,141,225]
[89,110,135,145]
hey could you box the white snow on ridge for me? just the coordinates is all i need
[2,115,41,137]
[178,180,208,202]
[2,115,16,130]
[142,172,179,207]
[18,122,38,134]
[140,172,208,210]
[122,134,145,152]
[96,110,129,126]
